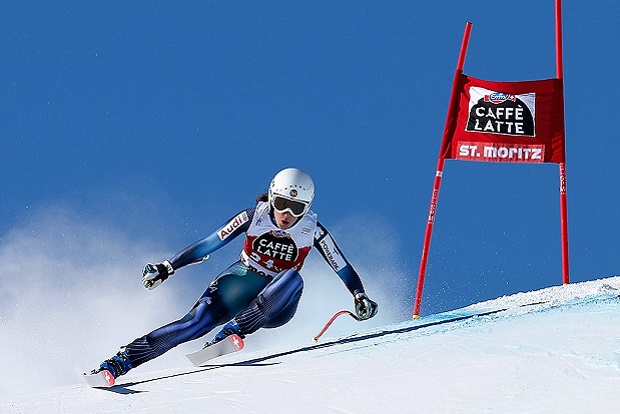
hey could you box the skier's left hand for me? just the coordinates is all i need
[354,293,378,320]
[141,260,174,290]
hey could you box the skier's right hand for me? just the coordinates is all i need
[141,260,175,290]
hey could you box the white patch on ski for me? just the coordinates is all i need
[83,369,115,388]
[186,334,244,367]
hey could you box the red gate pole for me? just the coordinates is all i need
[556,0,570,284]
[413,22,473,318]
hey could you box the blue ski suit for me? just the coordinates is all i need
[124,200,366,368]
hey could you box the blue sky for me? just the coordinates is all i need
[1,1,618,318]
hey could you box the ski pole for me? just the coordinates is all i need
[312,310,360,342]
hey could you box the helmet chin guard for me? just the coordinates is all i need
[268,168,314,217]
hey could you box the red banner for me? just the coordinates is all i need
[440,74,565,163]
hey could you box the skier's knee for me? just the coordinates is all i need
[270,269,303,295]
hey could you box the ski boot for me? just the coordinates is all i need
[87,349,132,387]
[204,320,244,348]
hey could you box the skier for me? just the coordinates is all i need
[90,167,378,383]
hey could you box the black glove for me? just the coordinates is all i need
[141,260,175,290]
[354,293,378,320]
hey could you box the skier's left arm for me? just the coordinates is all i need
[314,222,378,320]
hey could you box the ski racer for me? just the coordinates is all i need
[90,167,378,383]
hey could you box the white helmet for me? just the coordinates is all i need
[268,168,315,217]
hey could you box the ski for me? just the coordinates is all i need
[83,369,116,388]
[186,334,244,367]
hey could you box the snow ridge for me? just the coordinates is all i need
[3,276,619,414]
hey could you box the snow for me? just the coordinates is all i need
[2,276,620,413]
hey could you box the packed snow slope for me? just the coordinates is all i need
[3,276,620,414]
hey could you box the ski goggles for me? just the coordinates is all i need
[272,196,309,217]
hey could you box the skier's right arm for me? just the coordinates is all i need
[141,208,254,290]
